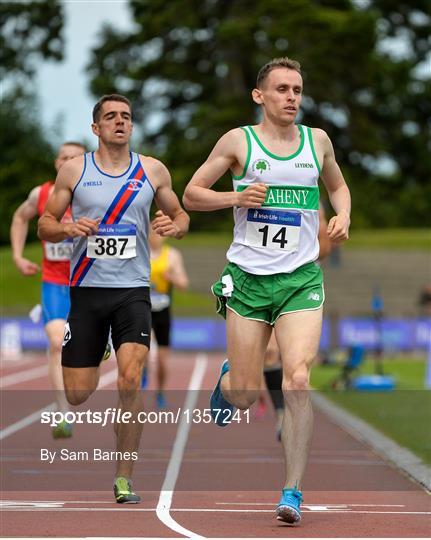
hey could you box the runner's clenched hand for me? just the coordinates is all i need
[64,217,100,238]
[236,183,268,208]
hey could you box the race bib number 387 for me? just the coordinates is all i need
[245,209,301,252]
[87,224,137,260]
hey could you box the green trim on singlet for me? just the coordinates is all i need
[248,124,305,160]
[236,184,319,210]
[307,127,321,175]
[232,127,251,180]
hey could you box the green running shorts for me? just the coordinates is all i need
[211,261,324,325]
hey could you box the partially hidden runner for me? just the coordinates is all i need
[10,141,97,439]
[141,223,189,409]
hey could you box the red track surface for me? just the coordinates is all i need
[1,351,430,538]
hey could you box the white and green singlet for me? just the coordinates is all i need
[227,124,321,275]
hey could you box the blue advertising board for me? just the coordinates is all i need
[1,317,429,352]
[339,318,431,350]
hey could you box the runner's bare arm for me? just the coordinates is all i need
[183,129,268,211]
[317,130,351,242]
[167,248,189,290]
[317,204,332,260]
[145,157,189,239]
[38,157,100,242]
[10,186,41,275]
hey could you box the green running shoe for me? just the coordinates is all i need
[113,477,141,504]
[52,420,72,439]
[102,342,111,362]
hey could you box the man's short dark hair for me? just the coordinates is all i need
[256,57,301,88]
[92,94,132,123]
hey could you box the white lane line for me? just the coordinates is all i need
[0,403,57,441]
[156,353,207,539]
[1,501,109,505]
[1,365,49,388]
[215,502,406,507]
[0,501,407,508]
[176,509,430,515]
[1,352,44,366]
[1,508,430,515]
[0,367,118,441]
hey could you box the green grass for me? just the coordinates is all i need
[345,228,430,250]
[169,232,232,248]
[311,355,427,390]
[1,228,430,314]
[0,243,43,315]
[174,229,431,250]
[172,289,215,317]
[0,242,216,317]
[311,356,431,463]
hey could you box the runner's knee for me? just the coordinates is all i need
[64,388,94,406]
[49,335,63,357]
[118,365,143,392]
[62,368,98,404]
[227,388,260,410]
[282,366,310,392]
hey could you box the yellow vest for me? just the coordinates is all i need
[150,245,170,294]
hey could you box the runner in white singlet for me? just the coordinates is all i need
[183,57,351,525]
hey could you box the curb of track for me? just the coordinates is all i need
[311,391,431,492]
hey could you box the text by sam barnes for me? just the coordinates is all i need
[40,448,138,463]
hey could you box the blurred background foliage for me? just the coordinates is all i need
[1,0,430,243]
[1,0,65,243]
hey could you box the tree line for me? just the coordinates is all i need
[1,0,430,244]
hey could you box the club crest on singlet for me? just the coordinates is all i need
[126,179,145,191]
[252,158,271,175]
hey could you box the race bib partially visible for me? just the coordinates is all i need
[245,209,301,252]
[87,224,137,260]
[150,291,171,312]
[45,239,73,261]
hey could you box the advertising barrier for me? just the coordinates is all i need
[1,317,429,352]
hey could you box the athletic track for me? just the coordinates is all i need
[1,351,430,538]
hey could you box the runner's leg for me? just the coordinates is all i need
[115,342,147,479]
[274,307,322,488]
[45,319,69,412]
[220,309,272,410]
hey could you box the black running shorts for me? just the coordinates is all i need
[62,287,151,368]
[151,307,171,347]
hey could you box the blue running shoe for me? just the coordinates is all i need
[141,367,148,389]
[156,391,167,409]
[276,488,303,524]
[210,360,235,427]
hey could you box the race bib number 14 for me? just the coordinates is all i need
[245,209,301,252]
[87,224,137,259]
